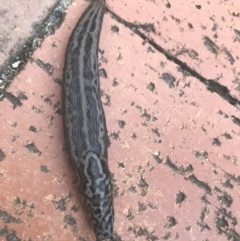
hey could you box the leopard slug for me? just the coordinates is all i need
[62,0,114,240]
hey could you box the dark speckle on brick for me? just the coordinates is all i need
[24,142,41,155]
[212,23,219,31]
[40,165,50,173]
[6,231,21,241]
[162,232,171,240]
[147,82,155,92]
[0,149,6,161]
[126,209,134,220]
[128,185,137,193]
[55,198,67,211]
[118,162,125,168]
[203,36,219,54]
[185,226,191,231]
[131,132,137,139]
[71,205,79,212]
[99,68,107,78]
[17,92,28,100]
[231,115,240,126]
[161,73,176,88]
[141,110,151,121]
[152,152,163,164]
[0,209,20,224]
[112,78,118,86]
[222,179,233,189]
[111,25,119,33]
[217,110,229,118]
[216,208,237,226]
[29,125,38,133]
[118,120,126,129]
[165,156,193,175]
[64,214,76,226]
[151,128,160,137]
[217,192,233,207]
[214,186,222,193]
[226,229,240,241]
[234,29,240,40]
[147,46,155,53]
[176,191,186,205]
[188,175,212,194]
[212,137,221,146]
[110,131,119,140]
[34,58,54,75]
[222,132,232,139]
[138,176,149,196]
[222,48,235,65]
[148,202,156,209]
[165,2,171,8]
[0,226,9,236]
[215,217,228,234]
[138,176,148,188]
[2,92,22,109]
[138,202,147,212]
[197,221,211,231]
[188,23,193,29]
[194,150,208,160]
[171,15,181,23]
[128,226,158,241]
[165,216,177,228]
[194,4,201,9]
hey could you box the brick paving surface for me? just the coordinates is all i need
[0,1,240,241]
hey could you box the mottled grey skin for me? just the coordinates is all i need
[77,151,114,240]
[62,0,114,240]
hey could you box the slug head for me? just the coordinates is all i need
[77,151,114,240]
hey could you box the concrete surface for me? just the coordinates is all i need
[0,0,58,66]
[0,0,240,241]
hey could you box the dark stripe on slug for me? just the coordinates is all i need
[93,61,97,76]
[99,113,103,123]
[85,87,103,153]
[83,34,94,79]
[89,13,98,33]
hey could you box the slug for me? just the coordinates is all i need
[62,0,114,240]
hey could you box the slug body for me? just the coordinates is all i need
[62,0,114,240]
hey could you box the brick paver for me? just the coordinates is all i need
[0,0,239,240]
